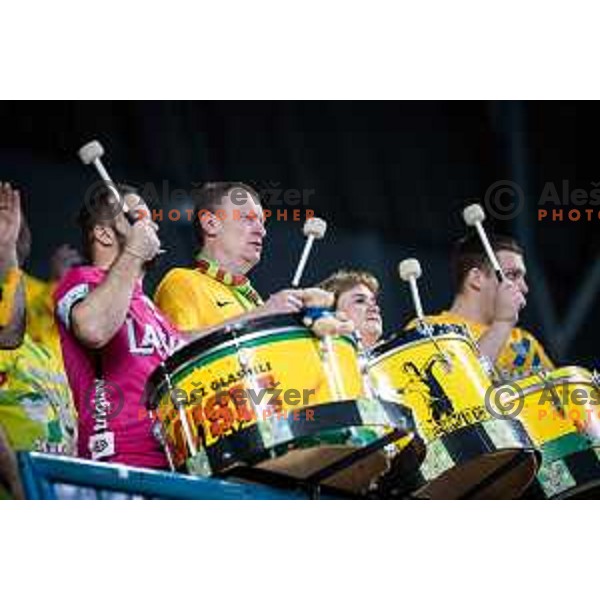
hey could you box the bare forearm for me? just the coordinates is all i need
[478,321,513,364]
[0,279,25,349]
[72,251,143,348]
[0,246,17,275]
[0,425,24,499]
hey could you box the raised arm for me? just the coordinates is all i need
[70,219,161,349]
[0,182,25,349]
[478,279,525,364]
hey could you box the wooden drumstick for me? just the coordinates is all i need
[398,258,425,320]
[399,258,450,366]
[78,139,166,254]
[462,203,504,283]
[78,140,133,221]
[292,217,327,287]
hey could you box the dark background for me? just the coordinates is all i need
[1,101,598,367]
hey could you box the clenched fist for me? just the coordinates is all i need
[493,279,526,325]
[124,218,161,263]
[263,289,305,316]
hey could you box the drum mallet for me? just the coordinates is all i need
[462,203,504,283]
[78,139,137,225]
[399,258,425,321]
[291,217,327,288]
[399,258,449,365]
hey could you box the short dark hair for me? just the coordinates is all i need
[192,182,260,248]
[318,269,380,308]
[77,183,139,262]
[451,232,524,292]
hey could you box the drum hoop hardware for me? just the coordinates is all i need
[354,331,378,400]
[229,323,273,421]
[320,336,347,400]
[161,362,199,458]
[148,408,176,472]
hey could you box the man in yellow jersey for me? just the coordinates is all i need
[420,233,553,380]
[155,182,307,331]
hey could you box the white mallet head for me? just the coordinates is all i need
[463,203,486,227]
[78,140,105,165]
[399,258,422,282]
[303,217,327,239]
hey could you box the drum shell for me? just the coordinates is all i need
[148,317,366,469]
[146,315,423,496]
[514,366,600,498]
[368,326,493,441]
[368,324,539,499]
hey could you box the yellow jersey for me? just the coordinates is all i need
[23,273,62,358]
[155,268,260,331]
[0,333,77,454]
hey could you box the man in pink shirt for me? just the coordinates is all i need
[55,186,183,469]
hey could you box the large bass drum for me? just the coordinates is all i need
[146,314,422,496]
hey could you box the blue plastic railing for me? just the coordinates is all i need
[17,452,313,500]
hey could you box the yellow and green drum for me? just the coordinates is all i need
[146,314,421,495]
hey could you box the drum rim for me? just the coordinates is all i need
[506,366,597,397]
[368,322,474,364]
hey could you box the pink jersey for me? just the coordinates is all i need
[54,266,184,469]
